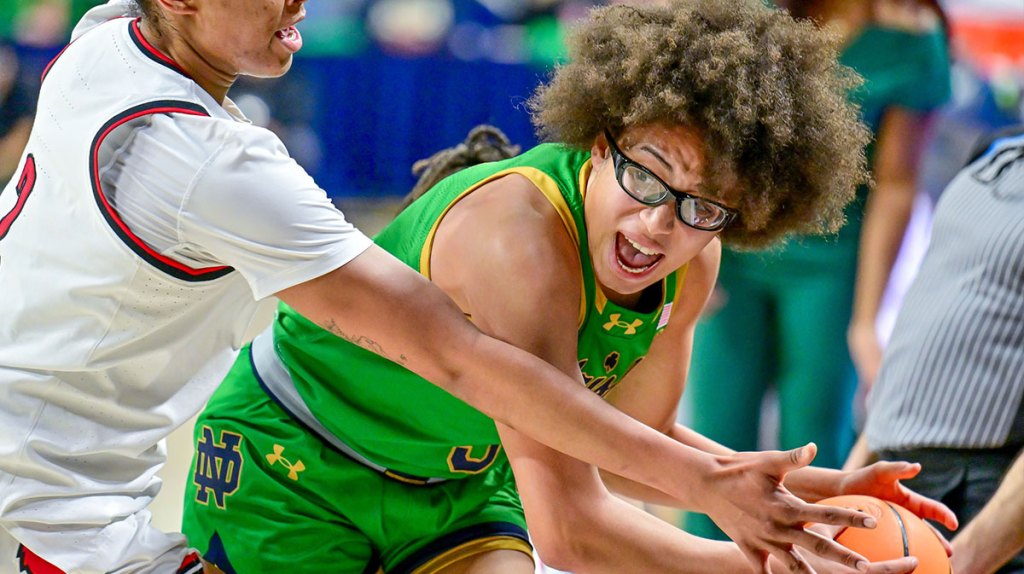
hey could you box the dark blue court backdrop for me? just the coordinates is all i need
[292,55,547,199]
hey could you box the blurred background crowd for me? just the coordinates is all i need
[1,0,1022,556]
[0,0,1021,198]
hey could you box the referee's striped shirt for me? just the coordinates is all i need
[866,132,1024,451]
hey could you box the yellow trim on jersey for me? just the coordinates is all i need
[410,536,534,574]
[419,166,589,327]
[594,285,608,314]
[578,158,591,202]
[382,471,431,486]
[674,263,689,300]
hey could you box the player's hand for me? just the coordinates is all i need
[702,443,876,573]
[768,524,920,573]
[925,520,953,556]
[837,460,959,531]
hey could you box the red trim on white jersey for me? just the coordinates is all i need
[0,154,36,240]
[89,102,235,281]
[128,18,193,79]
[17,546,204,574]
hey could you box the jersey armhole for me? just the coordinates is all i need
[419,166,589,327]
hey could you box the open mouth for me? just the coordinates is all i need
[614,232,663,275]
[274,26,303,53]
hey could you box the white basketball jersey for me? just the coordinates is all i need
[0,7,371,572]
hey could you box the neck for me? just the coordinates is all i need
[603,282,662,313]
[139,19,234,104]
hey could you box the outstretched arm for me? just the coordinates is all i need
[503,421,923,574]
[414,183,876,572]
[848,107,935,388]
[277,243,695,493]
[596,240,956,534]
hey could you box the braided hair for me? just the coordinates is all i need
[399,125,521,213]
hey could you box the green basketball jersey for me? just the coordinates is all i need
[273,143,684,479]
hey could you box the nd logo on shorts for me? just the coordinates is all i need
[193,426,244,509]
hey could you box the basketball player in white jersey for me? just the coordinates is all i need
[0,1,890,572]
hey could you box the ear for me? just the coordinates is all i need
[590,132,611,169]
[153,0,198,16]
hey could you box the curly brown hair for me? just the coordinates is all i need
[529,0,870,249]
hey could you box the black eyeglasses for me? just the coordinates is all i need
[604,130,737,232]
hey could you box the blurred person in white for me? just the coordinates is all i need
[0,0,891,572]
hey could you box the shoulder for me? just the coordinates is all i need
[179,114,288,157]
[682,239,721,296]
[167,115,307,191]
[430,173,582,308]
[70,3,133,41]
[443,173,577,267]
[670,239,721,326]
[113,113,304,207]
[133,111,287,159]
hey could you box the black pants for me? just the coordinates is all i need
[877,445,1024,574]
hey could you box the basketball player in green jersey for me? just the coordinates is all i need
[183,2,956,572]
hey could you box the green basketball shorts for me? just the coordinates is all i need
[181,345,531,573]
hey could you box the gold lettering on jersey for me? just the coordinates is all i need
[579,358,594,388]
[577,359,619,397]
[603,351,620,373]
[589,374,619,397]
[266,444,306,481]
[603,314,643,335]
[447,444,501,474]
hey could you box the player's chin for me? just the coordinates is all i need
[247,57,294,79]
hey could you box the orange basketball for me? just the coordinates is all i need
[817,495,950,574]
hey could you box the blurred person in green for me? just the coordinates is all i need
[0,0,29,41]
[685,0,951,540]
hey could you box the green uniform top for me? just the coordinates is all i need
[273,143,684,479]
[843,24,950,136]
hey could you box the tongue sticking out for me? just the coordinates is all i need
[275,26,303,53]
[616,233,662,272]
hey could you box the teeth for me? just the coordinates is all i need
[626,236,659,256]
[617,257,652,274]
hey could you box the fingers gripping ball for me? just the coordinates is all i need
[819,495,950,573]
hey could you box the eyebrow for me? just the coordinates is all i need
[637,144,691,173]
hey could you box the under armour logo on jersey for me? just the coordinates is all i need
[603,314,643,335]
[194,426,243,509]
[266,444,305,480]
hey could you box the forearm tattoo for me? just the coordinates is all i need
[320,319,408,366]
